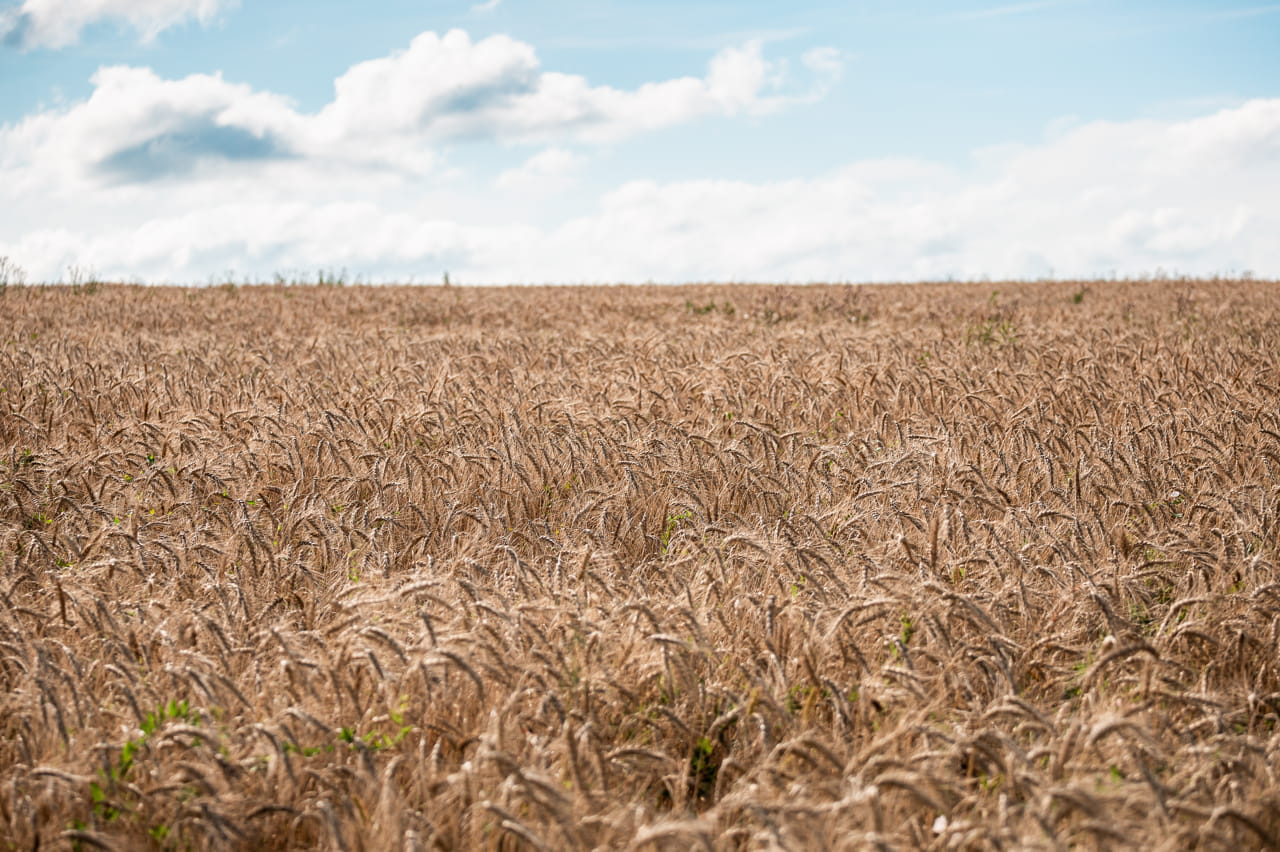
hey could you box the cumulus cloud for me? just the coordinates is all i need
[97,118,291,183]
[0,65,303,189]
[0,29,838,187]
[1,0,236,48]
[312,30,836,145]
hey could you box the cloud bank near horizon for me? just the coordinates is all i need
[0,27,1275,284]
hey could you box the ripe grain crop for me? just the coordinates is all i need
[1,279,1279,850]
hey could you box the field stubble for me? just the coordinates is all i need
[1,280,1279,849]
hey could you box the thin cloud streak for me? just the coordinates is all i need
[1206,4,1280,19]
[946,1,1066,21]
[542,27,812,52]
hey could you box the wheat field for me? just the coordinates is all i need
[1,279,1278,850]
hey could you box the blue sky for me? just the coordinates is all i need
[0,0,1277,283]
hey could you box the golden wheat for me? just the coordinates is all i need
[0,279,1278,849]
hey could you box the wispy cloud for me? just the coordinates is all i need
[1205,4,1280,19]
[679,27,812,51]
[542,27,811,52]
[947,1,1065,21]
[470,0,501,13]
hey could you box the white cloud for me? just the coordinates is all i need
[1207,4,1280,20]
[311,30,836,146]
[495,147,582,192]
[0,29,838,188]
[471,0,501,12]
[1,0,236,48]
[801,47,843,87]
[0,65,303,189]
[948,1,1065,21]
[0,32,1274,284]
